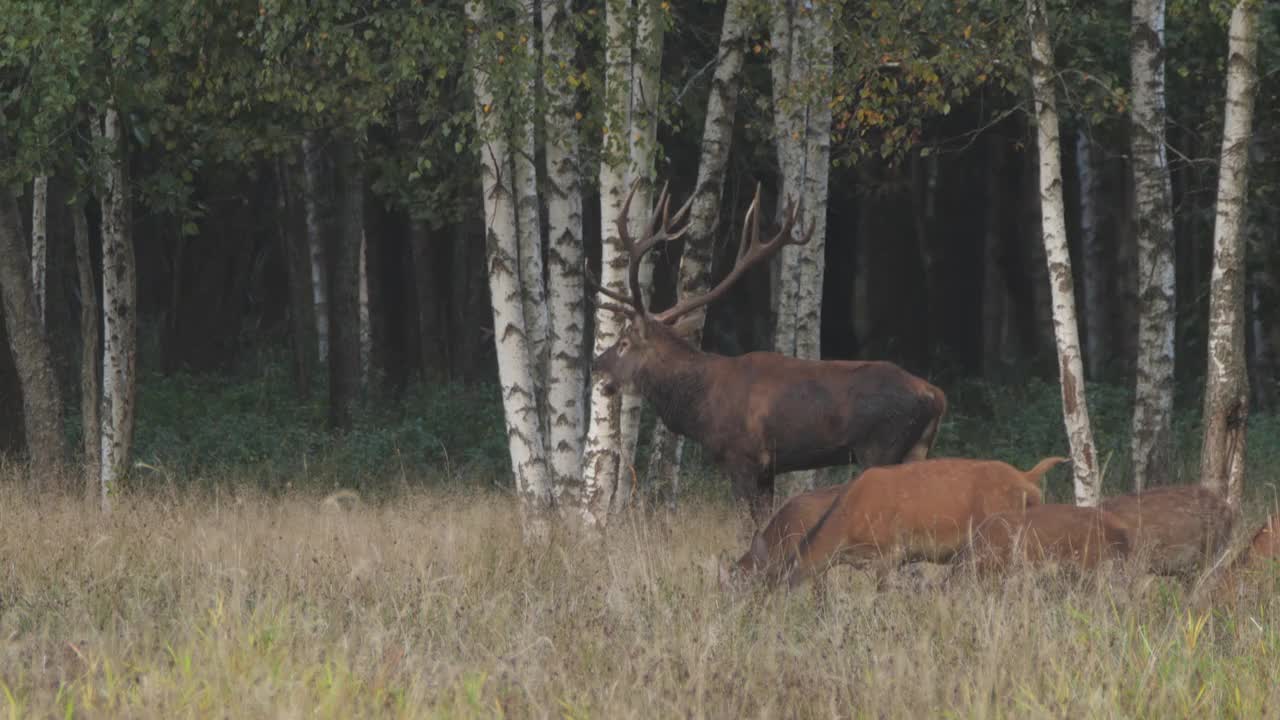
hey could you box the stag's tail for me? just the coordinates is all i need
[1022,456,1070,483]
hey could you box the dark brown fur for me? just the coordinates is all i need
[596,318,947,524]
[965,504,1131,573]
[1099,485,1235,575]
[736,456,1063,589]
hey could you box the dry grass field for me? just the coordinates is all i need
[1,480,1278,719]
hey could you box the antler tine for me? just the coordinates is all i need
[654,184,810,326]
[615,178,643,252]
[584,261,640,313]
[735,184,761,264]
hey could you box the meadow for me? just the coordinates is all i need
[2,372,1279,718]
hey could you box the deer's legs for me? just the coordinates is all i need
[729,466,774,529]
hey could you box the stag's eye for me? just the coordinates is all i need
[618,339,630,354]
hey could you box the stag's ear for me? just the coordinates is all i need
[671,314,702,340]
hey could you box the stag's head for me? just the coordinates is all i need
[589,181,811,396]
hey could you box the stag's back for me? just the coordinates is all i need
[1099,485,1234,575]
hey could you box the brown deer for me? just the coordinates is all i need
[963,504,1131,574]
[1098,485,1235,576]
[724,456,1064,591]
[1203,511,1279,606]
[590,182,947,524]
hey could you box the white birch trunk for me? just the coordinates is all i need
[1075,129,1107,380]
[30,175,48,328]
[358,229,371,390]
[580,0,633,525]
[770,2,830,494]
[1028,0,1101,506]
[94,108,137,513]
[645,0,750,503]
[301,136,330,365]
[514,127,549,421]
[542,0,588,505]
[1200,0,1260,508]
[616,0,666,511]
[769,1,806,358]
[467,0,554,533]
[1128,0,1176,493]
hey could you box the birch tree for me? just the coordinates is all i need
[645,0,750,502]
[1027,0,1100,506]
[542,0,588,505]
[581,0,636,523]
[95,107,138,512]
[616,0,666,511]
[30,175,48,327]
[769,0,833,493]
[1200,0,1260,508]
[467,0,554,531]
[1128,0,1176,492]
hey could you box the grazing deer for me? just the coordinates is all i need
[722,456,1064,591]
[964,504,1131,574]
[590,182,947,524]
[1098,485,1235,576]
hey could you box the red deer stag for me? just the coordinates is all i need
[721,456,1063,591]
[590,182,947,523]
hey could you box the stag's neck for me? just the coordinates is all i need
[634,354,709,438]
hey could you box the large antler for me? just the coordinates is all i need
[617,179,694,313]
[654,183,812,324]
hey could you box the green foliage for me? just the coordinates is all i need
[100,365,508,492]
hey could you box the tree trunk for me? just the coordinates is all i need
[30,176,48,328]
[301,135,331,366]
[327,139,364,431]
[0,186,67,483]
[769,0,807,360]
[982,135,1009,378]
[1076,129,1108,380]
[72,200,100,499]
[615,0,667,511]
[358,229,371,392]
[1200,0,1260,508]
[542,0,588,506]
[95,108,137,512]
[913,151,939,367]
[580,0,634,525]
[513,103,549,431]
[645,0,750,505]
[467,0,554,533]
[407,217,447,378]
[276,158,316,398]
[1028,0,1100,506]
[770,0,831,495]
[1128,0,1176,493]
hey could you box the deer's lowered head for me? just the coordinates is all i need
[589,181,811,398]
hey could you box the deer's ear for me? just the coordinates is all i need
[671,314,702,339]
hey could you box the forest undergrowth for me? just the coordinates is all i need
[4,370,1279,716]
[0,480,1278,718]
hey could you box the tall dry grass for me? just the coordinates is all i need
[0,482,1277,718]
